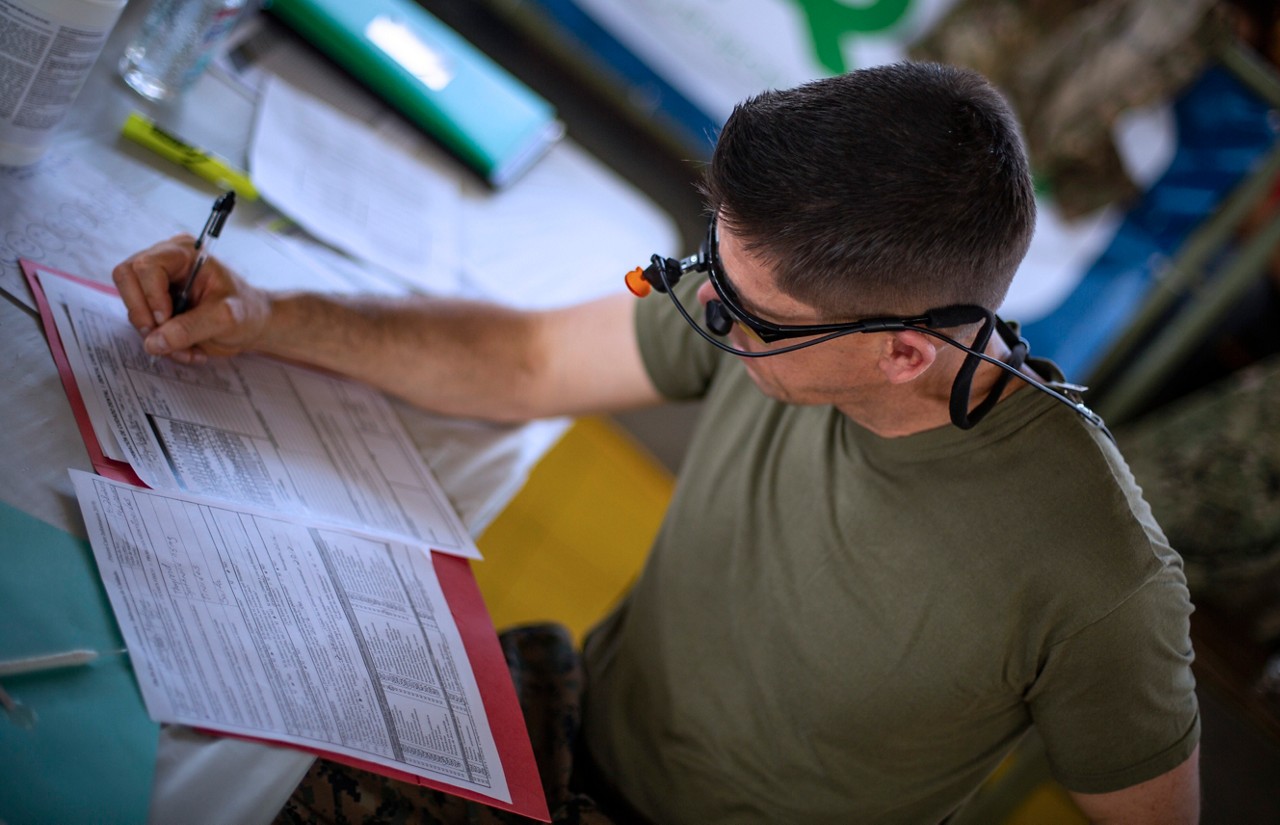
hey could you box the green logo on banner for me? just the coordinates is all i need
[793,0,911,74]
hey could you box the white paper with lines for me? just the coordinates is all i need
[70,470,508,801]
[40,266,477,558]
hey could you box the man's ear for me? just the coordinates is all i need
[878,330,937,384]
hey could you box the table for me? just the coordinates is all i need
[0,3,676,822]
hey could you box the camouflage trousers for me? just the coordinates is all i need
[1119,354,1280,645]
[274,624,617,825]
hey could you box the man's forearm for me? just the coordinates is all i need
[256,292,550,421]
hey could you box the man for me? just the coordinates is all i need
[113,62,1200,823]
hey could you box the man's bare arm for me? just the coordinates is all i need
[113,236,662,421]
[1069,745,1200,825]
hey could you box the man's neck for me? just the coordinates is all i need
[837,339,1030,438]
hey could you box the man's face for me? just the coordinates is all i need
[694,220,886,406]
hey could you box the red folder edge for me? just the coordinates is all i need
[20,259,551,822]
[22,259,145,486]
[307,551,551,820]
[204,553,549,820]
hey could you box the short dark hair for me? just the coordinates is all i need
[701,61,1036,317]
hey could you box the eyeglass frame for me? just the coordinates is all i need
[633,213,1119,434]
[687,213,995,344]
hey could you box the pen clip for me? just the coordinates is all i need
[200,191,235,246]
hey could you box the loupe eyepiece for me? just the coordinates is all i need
[625,254,690,297]
[647,254,684,294]
[705,300,734,335]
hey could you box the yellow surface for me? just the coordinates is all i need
[1007,784,1088,825]
[475,415,1084,824]
[474,416,673,643]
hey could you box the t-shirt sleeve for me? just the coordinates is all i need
[634,273,725,401]
[1025,565,1200,794]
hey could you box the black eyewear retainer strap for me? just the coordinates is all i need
[939,308,1028,430]
[639,253,1111,437]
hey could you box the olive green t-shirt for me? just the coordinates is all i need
[580,286,1200,824]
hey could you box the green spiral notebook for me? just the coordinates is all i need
[264,0,563,188]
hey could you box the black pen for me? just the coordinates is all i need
[173,191,236,316]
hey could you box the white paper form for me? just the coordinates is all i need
[40,268,478,558]
[249,78,462,295]
[455,141,676,310]
[0,151,186,310]
[71,470,509,803]
[43,277,130,462]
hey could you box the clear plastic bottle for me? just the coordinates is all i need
[118,0,247,102]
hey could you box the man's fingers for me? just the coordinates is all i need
[143,294,243,357]
[142,321,181,357]
[112,260,160,334]
[161,346,207,366]
[112,236,194,334]
[143,314,204,357]
[117,237,261,363]
[136,261,177,328]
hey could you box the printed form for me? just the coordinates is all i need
[0,152,185,310]
[39,268,477,558]
[249,78,462,295]
[71,470,509,802]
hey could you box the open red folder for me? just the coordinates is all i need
[22,259,551,822]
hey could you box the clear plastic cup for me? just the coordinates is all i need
[118,0,246,103]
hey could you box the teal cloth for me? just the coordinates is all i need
[0,500,159,824]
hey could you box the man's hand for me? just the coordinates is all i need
[112,235,660,421]
[112,234,271,365]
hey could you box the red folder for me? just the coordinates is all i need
[22,259,550,821]
[22,261,144,487]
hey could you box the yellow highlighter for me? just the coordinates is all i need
[121,111,259,201]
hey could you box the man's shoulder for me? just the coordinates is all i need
[957,393,1182,624]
